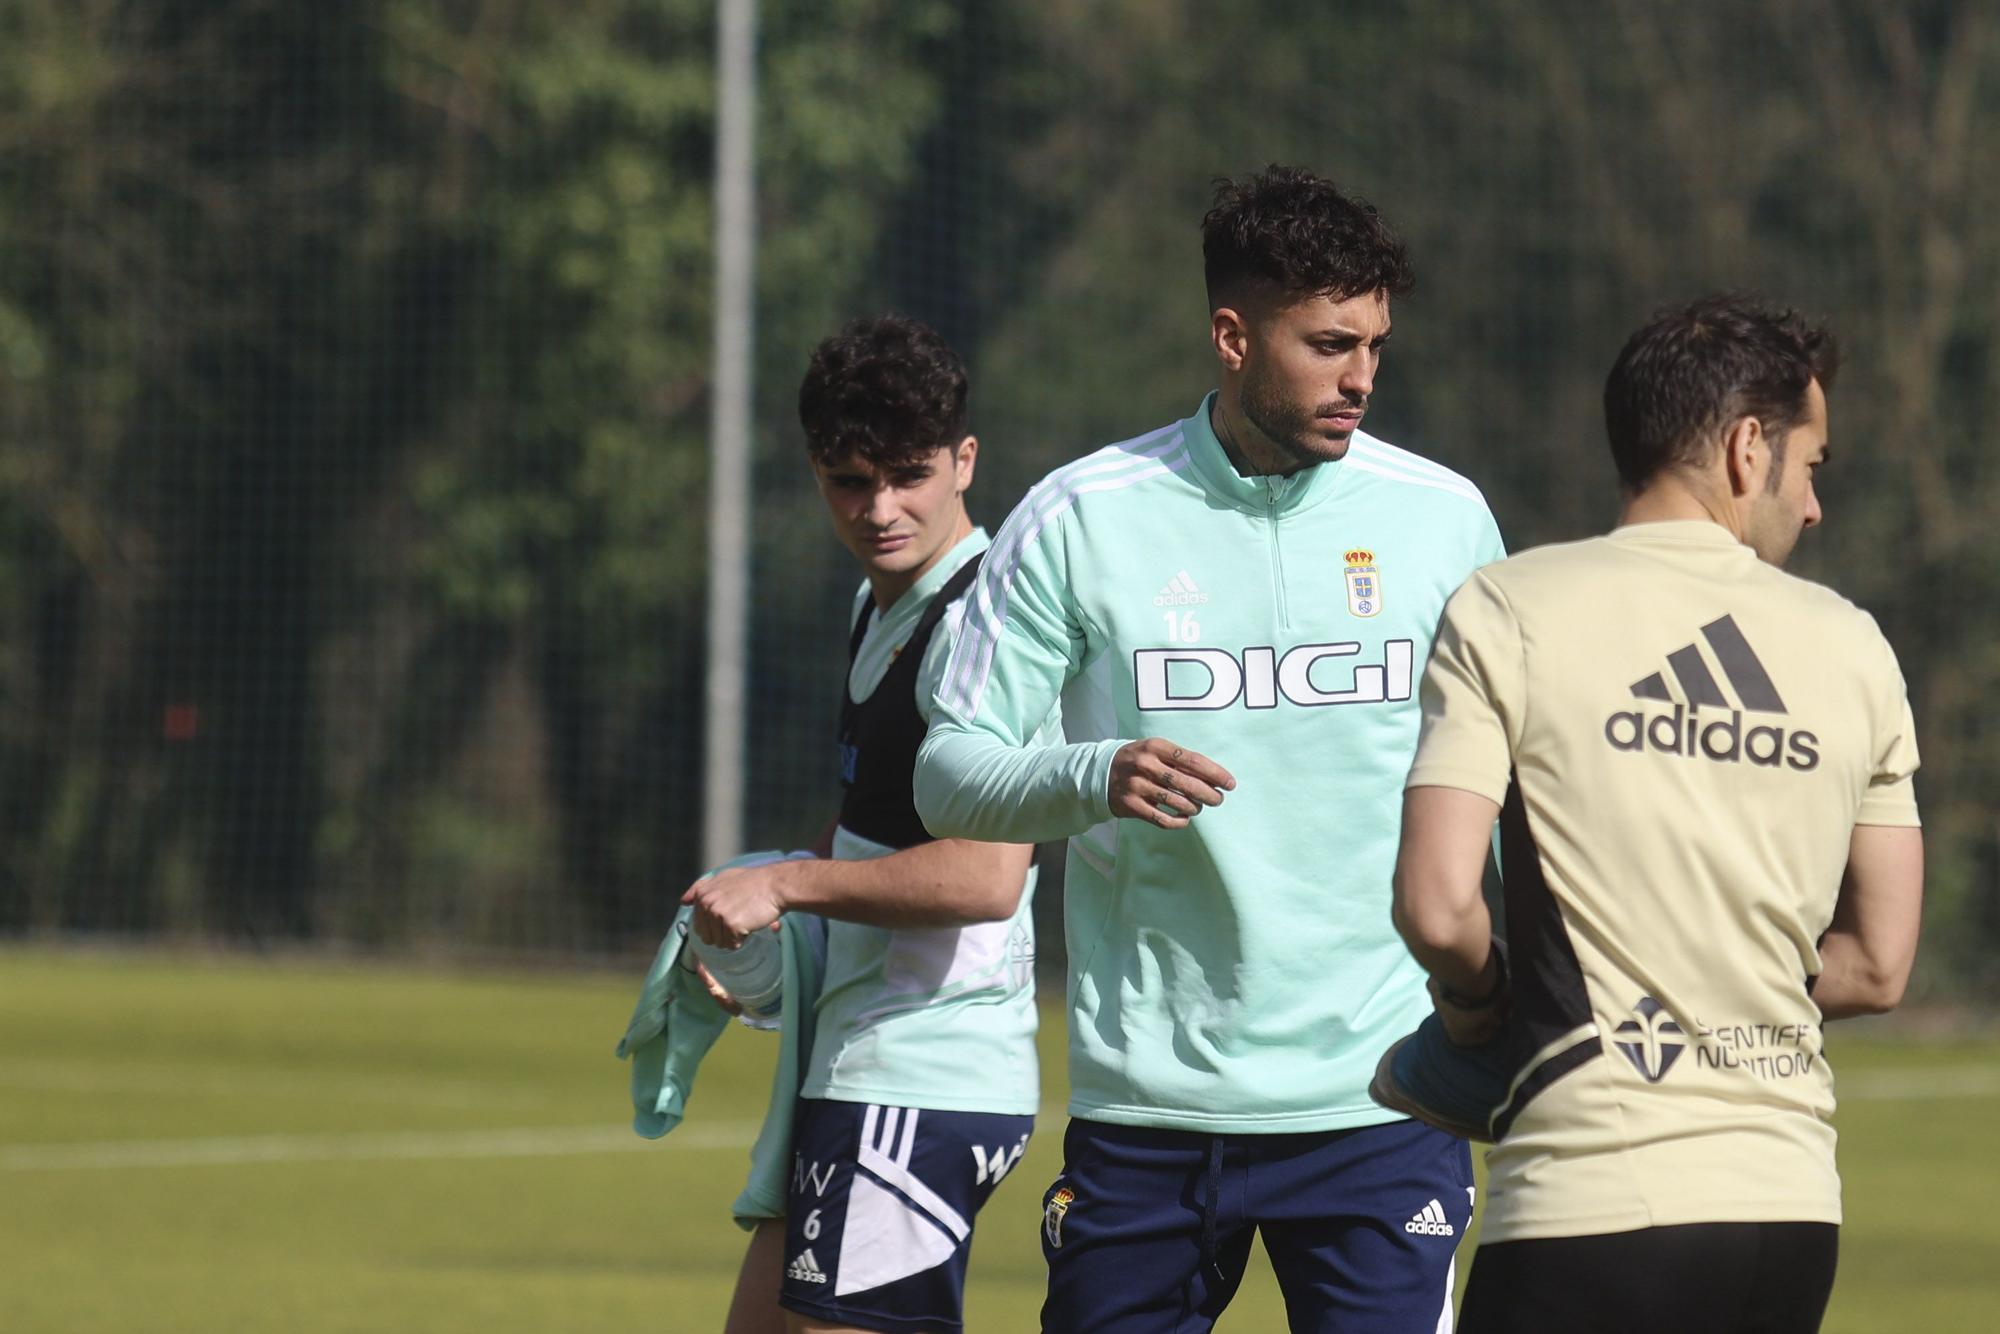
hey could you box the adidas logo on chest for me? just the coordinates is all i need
[1153,570,1210,607]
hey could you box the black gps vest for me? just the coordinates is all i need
[836,555,984,850]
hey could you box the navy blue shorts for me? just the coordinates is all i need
[778,1098,1035,1334]
[1040,1116,1473,1333]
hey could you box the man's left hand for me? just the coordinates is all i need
[1429,979,1507,1047]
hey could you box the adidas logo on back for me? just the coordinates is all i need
[786,1248,828,1284]
[1604,615,1819,771]
[1404,1199,1455,1237]
[1153,570,1209,607]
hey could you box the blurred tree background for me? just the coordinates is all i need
[0,0,1992,996]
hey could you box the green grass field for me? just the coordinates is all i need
[2,949,1995,1333]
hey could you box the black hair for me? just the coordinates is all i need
[797,315,969,466]
[1603,294,1840,491]
[1201,164,1414,311]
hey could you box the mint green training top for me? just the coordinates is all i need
[804,527,1045,1116]
[914,395,1505,1133]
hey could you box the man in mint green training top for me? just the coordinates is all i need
[914,166,1506,1333]
[686,316,1045,1334]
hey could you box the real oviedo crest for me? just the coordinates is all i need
[1343,548,1382,618]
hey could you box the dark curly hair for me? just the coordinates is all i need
[1202,165,1414,311]
[797,315,969,467]
[1604,294,1840,492]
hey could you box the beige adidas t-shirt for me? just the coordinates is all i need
[1407,520,1920,1242]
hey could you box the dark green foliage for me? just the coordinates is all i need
[0,1,1992,987]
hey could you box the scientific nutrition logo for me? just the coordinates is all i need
[1604,614,1819,771]
[1612,996,1687,1083]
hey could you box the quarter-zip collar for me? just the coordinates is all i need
[1181,391,1345,517]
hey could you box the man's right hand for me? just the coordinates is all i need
[1109,738,1236,829]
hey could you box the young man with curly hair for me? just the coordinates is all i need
[686,315,1048,1334]
[915,166,1506,1332]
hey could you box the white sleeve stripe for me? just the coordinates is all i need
[947,444,1153,714]
[1341,453,1487,505]
[1346,436,1489,503]
[943,433,1192,717]
[942,432,1186,712]
[1348,431,1478,485]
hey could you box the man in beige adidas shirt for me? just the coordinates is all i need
[1385,295,1923,1334]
